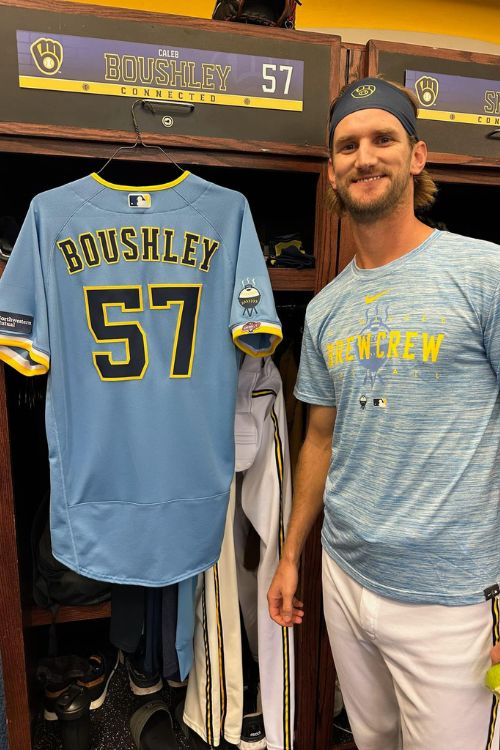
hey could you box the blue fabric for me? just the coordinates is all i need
[295,230,500,605]
[329,77,418,145]
[176,576,197,681]
[143,588,163,677]
[0,173,281,586]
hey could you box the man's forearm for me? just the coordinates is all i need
[281,433,332,565]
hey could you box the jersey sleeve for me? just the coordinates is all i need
[294,316,336,406]
[230,199,282,357]
[484,279,500,388]
[0,203,50,376]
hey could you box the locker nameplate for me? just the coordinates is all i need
[17,30,304,112]
[405,69,500,127]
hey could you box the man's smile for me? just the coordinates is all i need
[352,174,386,184]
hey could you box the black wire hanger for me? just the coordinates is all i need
[96,98,194,177]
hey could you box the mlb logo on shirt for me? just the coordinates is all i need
[128,193,151,208]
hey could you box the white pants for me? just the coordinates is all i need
[322,551,500,750]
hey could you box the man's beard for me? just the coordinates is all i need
[335,167,412,224]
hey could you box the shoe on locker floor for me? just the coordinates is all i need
[240,683,266,750]
[42,650,118,721]
[122,651,163,696]
[240,711,266,749]
[130,700,177,750]
[174,699,240,750]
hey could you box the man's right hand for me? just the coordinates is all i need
[266,406,336,628]
[267,557,304,627]
[491,642,500,664]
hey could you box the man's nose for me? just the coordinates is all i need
[355,141,377,170]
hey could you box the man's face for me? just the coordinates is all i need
[329,108,423,223]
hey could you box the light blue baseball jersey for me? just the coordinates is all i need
[0,171,281,586]
[295,230,500,605]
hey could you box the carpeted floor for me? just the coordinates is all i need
[33,660,191,750]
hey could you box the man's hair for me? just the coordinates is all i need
[327,79,438,216]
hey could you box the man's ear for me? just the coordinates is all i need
[410,140,427,176]
[328,158,337,190]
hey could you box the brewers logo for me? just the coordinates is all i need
[351,84,376,99]
[30,37,64,76]
[414,76,439,107]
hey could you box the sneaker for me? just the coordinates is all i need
[240,682,266,750]
[124,652,163,696]
[240,713,266,749]
[77,650,119,710]
[42,650,118,720]
[166,678,188,688]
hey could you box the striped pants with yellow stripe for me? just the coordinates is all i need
[323,551,500,750]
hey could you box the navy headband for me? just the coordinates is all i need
[329,78,418,147]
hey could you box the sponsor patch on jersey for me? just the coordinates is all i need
[242,321,261,333]
[0,311,33,334]
[128,193,151,208]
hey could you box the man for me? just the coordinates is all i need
[267,77,500,750]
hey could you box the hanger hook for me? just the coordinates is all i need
[97,98,191,176]
[131,99,145,146]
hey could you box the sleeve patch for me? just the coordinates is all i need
[0,311,33,335]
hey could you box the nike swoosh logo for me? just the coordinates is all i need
[365,290,390,304]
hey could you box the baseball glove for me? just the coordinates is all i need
[212,0,301,28]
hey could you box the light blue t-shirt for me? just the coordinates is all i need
[295,230,500,605]
[0,172,281,586]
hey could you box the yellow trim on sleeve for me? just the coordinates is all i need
[90,172,190,191]
[0,338,50,376]
[232,323,282,358]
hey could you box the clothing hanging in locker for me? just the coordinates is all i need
[184,356,294,750]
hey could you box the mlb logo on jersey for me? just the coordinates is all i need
[128,193,151,208]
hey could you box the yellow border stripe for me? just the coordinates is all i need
[234,337,281,358]
[233,323,282,358]
[0,349,47,377]
[0,340,50,376]
[418,109,500,127]
[19,76,303,112]
[213,565,228,733]
[201,577,214,746]
[91,172,190,190]
[267,402,292,750]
